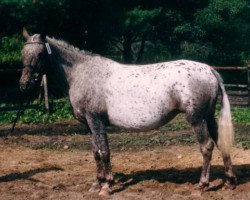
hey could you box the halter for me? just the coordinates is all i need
[24,41,45,45]
[24,41,52,55]
[23,41,52,78]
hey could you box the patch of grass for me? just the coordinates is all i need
[235,138,250,150]
[231,107,250,126]
[0,98,73,125]
[166,120,189,131]
[230,108,250,149]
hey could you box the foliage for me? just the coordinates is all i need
[0,98,73,125]
[0,34,23,67]
[180,41,212,62]
[194,0,248,65]
[0,0,249,65]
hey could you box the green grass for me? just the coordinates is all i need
[231,107,250,126]
[166,120,189,131]
[0,98,73,125]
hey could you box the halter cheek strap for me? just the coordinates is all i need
[45,43,52,55]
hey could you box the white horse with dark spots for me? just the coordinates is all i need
[19,28,237,196]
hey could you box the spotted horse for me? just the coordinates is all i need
[19,28,237,196]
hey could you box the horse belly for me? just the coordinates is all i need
[106,98,174,130]
[108,111,161,130]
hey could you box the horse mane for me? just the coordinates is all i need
[46,37,95,57]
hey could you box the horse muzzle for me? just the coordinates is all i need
[19,80,30,92]
[19,79,37,92]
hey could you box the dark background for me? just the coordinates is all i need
[1,0,250,66]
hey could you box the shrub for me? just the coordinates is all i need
[0,35,23,68]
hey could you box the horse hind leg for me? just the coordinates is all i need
[222,155,237,189]
[206,116,237,189]
[190,120,214,194]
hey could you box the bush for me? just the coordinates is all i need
[180,41,213,63]
[0,35,23,68]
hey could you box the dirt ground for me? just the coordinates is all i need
[0,120,249,200]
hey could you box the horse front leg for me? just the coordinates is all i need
[88,138,105,193]
[86,113,113,196]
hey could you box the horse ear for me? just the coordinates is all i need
[22,27,30,40]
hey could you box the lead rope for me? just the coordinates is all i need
[9,92,31,133]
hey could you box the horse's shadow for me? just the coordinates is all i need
[0,166,63,183]
[113,164,250,193]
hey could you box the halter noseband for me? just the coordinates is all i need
[24,41,45,45]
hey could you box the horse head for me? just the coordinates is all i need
[19,28,49,91]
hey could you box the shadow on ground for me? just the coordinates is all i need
[113,164,250,193]
[0,166,63,183]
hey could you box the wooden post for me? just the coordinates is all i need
[42,75,50,113]
[248,65,250,106]
[38,77,44,102]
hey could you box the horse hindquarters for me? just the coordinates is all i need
[187,69,237,193]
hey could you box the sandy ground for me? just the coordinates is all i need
[0,121,249,200]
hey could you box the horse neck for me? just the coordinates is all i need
[45,38,84,93]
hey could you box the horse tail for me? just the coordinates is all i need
[212,69,234,156]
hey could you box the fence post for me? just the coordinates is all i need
[42,75,50,113]
[248,65,250,106]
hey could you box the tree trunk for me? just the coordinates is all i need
[123,30,133,63]
[136,32,147,64]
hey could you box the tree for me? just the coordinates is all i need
[0,0,249,66]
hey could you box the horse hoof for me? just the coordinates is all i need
[98,188,111,196]
[192,184,207,196]
[224,176,237,190]
[89,182,101,193]
[98,182,112,196]
[192,189,203,196]
[224,182,236,190]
